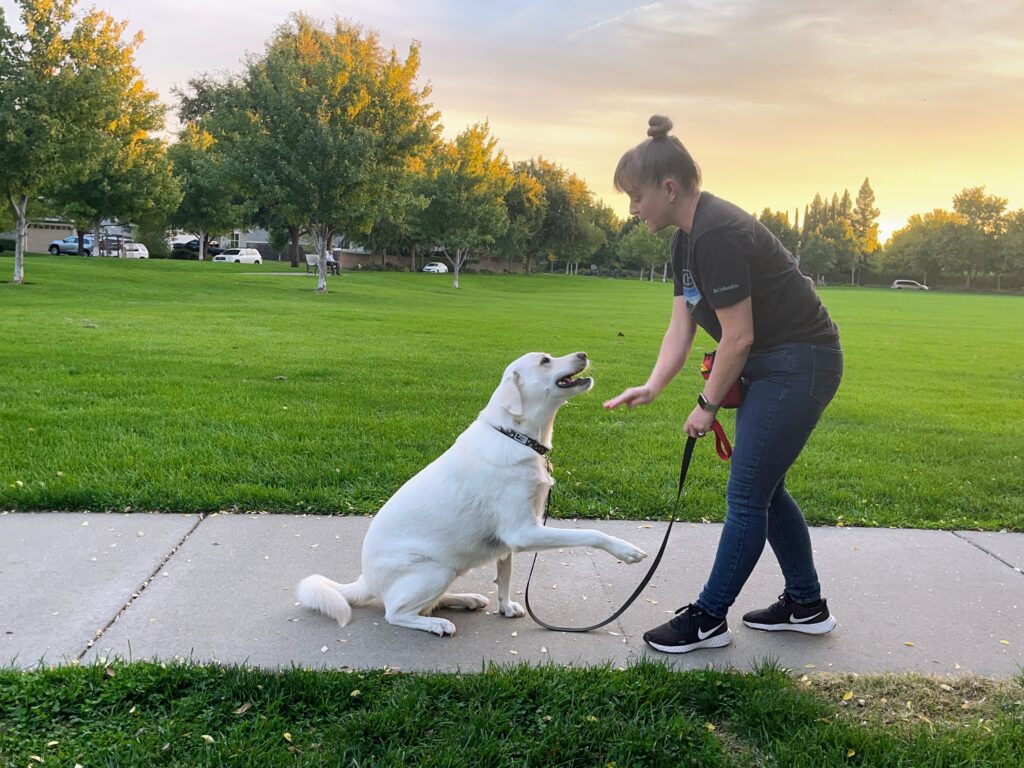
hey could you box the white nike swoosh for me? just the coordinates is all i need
[697,622,725,640]
[790,612,823,623]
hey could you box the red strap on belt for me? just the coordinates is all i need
[711,420,733,461]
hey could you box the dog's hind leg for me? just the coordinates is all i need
[436,592,489,611]
[382,564,460,636]
[495,554,525,617]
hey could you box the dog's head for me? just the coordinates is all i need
[489,352,593,424]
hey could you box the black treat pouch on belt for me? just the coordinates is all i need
[700,351,748,408]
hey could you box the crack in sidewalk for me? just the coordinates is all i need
[951,531,1024,576]
[76,513,208,661]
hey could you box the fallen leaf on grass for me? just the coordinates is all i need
[201,735,214,744]
[235,702,252,715]
[846,749,856,758]
[842,691,854,701]
[283,732,293,743]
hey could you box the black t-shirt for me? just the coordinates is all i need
[671,193,839,350]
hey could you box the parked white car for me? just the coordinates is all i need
[422,261,448,273]
[213,248,262,264]
[49,235,94,256]
[121,242,149,259]
[891,279,929,291]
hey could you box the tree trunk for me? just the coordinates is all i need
[9,194,27,285]
[850,266,856,285]
[309,223,334,294]
[199,228,208,261]
[289,226,300,268]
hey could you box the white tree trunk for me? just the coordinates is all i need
[311,224,332,294]
[662,262,668,282]
[8,194,28,284]
[199,228,209,262]
[443,248,465,289]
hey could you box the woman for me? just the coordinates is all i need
[604,115,843,654]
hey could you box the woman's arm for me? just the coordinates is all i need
[604,296,696,410]
[683,296,754,436]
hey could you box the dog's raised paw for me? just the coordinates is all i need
[610,541,648,564]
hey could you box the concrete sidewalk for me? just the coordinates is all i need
[2,512,1022,677]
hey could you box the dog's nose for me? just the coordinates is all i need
[576,352,588,361]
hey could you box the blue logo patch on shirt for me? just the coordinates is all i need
[681,269,702,308]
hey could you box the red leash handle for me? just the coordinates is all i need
[710,420,732,460]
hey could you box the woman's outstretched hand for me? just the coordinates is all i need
[603,385,657,410]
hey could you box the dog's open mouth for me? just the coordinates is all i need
[557,373,592,389]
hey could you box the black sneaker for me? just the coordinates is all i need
[643,603,732,654]
[742,593,837,634]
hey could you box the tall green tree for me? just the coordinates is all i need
[758,208,800,254]
[228,14,437,293]
[167,124,246,260]
[850,177,880,283]
[951,186,1007,287]
[495,163,546,274]
[1,0,134,282]
[46,12,179,254]
[998,210,1024,290]
[522,158,603,274]
[882,209,960,286]
[418,122,513,288]
[616,221,674,277]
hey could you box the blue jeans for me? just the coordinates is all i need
[696,342,843,618]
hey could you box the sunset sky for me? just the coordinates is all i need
[4,0,1023,241]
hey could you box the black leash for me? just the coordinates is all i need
[524,435,698,633]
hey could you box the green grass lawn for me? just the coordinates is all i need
[1,661,1021,767]
[2,254,1023,530]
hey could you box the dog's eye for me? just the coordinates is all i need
[540,356,550,365]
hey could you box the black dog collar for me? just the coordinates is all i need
[493,425,550,456]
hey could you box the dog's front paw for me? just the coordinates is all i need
[428,618,457,637]
[610,540,648,564]
[499,600,525,618]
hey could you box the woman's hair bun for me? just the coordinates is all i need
[647,115,673,139]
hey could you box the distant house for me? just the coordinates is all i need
[0,218,132,254]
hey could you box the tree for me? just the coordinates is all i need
[1,0,138,283]
[882,210,960,286]
[167,124,246,260]
[227,14,437,293]
[46,12,179,256]
[999,210,1024,290]
[758,208,800,254]
[522,158,603,274]
[418,122,513,288]
[952,186,1007,287]
[495,163,546,273]
[850,178,880,284]
[616,222,674,276]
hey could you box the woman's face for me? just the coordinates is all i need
[626,181,672,233]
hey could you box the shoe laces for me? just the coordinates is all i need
[669,603,701,629]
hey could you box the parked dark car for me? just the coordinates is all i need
[181,239,225,256]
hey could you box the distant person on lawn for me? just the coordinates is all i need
[604,115,844,654]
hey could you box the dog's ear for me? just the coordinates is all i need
[494,371,523,416]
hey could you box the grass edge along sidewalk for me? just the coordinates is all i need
[1,660,1022,766]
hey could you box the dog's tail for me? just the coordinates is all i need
[296,574,370,627]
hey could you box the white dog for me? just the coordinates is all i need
[297,351,648,636]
